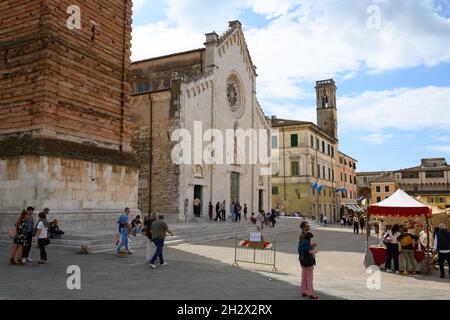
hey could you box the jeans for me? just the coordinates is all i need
[438,252,450,277]
[150,239,165,264]
[402,249,416,272]
[115,231,130,254]
[38,238,47,261]
[23,231,33,258]
[385,243,399,272]
[353,224,359,234]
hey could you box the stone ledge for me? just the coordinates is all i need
[0,136,138,167]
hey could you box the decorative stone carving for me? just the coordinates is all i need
[193,164,204,178]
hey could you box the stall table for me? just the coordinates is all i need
[369,245,425,272]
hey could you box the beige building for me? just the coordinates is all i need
[271,79,356,221]
[337,152,359,211]
[130,21,271,221]
[370,174,398,204]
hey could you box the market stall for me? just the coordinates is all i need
[365,189,432,274]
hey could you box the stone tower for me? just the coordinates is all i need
[315,79,338,140]
[0,0,138,232]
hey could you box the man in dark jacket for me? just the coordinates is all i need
[434,223,450,278]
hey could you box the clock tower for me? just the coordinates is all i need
[316,79,338,140]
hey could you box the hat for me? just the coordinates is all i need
[26,206,35,211]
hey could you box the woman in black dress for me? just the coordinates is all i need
[9,210,28,265]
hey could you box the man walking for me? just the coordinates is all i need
[221,200,226,221]
[22,206,35,263]
[353,215,359,234]
[434,223,450,279]
[115,208,133,256]
[214,201,221,221]
[149,215,174,269]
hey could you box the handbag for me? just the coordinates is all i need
[9,226,17,239]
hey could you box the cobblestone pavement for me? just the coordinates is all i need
[1,225,449,300]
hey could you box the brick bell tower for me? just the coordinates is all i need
[315,79,338,140]
[0,0,138,232]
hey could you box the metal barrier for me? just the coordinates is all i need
[233,234,278,271]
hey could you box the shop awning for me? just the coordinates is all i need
[368,189,432,217]
[343,204,365,213]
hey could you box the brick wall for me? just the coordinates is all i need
[0,0,133,152]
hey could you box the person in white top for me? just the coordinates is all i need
[433,223,450,278]
[33,212,49,265]
[383,224,401,274]
[418,225,432,251]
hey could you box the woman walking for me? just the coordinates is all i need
[33,212,49,265]
[9,210,28,265]
[215,202,221,221]
[383,224,401,274]
[298,232,318,299]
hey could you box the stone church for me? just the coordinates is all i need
[0,0,138,232]
[131,21,271,221]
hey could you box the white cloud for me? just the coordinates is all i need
[338,86,450,131]
[263,101,317,123]
[361,132,393,144]
[133,0,148,12]
[428,145,450,154]
[131,0,450,104]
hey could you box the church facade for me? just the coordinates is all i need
[131,21,271,221]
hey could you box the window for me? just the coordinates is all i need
[322,141,325,153]
[402,172,419,179]
[426,171,444,178]
[272,136,278,149]
[331,146,335,157]
[376,186,381,192]
[350,175,353,184]
[332,169,335,182]
[430,197,435,203]
[328,168,331,181]
[137,81,149,93]
[339,157,343,164]
[376,197,382,203]
[350,191,352,199]
[385,186,390,193]
[345,173,347,183]
[291,161,299,176]
[317,164,321,178]
[272,162,279,176]
[340,172,343,181]
[291,134,298,147]
[310,135,314,147]
[316,138,320,150]
[327,144,331,156]
[272,186,279,195]
[353,163,356,170]
[439,197,445,203]
[385,196,389,200]
[323,166,326,179]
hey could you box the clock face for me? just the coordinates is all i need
[226,76,245,119]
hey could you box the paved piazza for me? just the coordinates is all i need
[1,225,449,300]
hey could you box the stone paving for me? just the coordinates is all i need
[0,224,449,300]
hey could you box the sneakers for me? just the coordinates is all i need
[309,295,319,300]
[149,264,157,269]
[21,258,27,264]
[395,271,400,274]
[160,262,168,267]
[27,258,34,262]
[127,251,134,255]
[386,269,392,273]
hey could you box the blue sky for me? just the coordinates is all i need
[131,0,450,172]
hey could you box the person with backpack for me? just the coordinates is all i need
[115,208,133,256]
[397,226,419,275]
[22,206,35,263]
[144,213,157,261]
[33,212,49,265]
[298,231,318,299]
[9,210,28,265]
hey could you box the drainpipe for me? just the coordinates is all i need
[148,94,153,215]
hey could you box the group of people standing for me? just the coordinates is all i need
[340,214,366,234]
[208,201,249,222]
[9,207,51,266]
